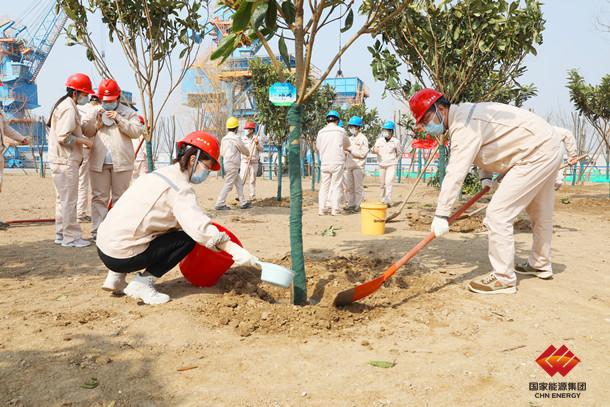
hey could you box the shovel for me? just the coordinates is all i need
[333,186,490,307]
[386,145,439,222]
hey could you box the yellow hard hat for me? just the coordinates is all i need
[226,116,239,129]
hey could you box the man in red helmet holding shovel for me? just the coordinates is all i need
[409,89,562,295]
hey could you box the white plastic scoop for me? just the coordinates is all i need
[257,261,295,288]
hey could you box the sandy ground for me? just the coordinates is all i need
[0,171,609,407]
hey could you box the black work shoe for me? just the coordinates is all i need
[215,205,231,211]
[240,202,252,209]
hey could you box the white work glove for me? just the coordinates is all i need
[431,216,450,237]
[222,241,260,268]
[554,181,563,191]
[204,231,231,251]
[481,178,497,191]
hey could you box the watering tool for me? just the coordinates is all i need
[333,186,490,306]
[258,261,295,288]
[386,145,440,223]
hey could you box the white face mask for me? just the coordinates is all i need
[349,127,358,136]
[383,130,392,139]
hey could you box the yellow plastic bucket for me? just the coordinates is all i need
[360,202,387,235]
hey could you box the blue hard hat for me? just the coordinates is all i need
[326,110,340,119]
[338,120,344,127]
[383,120,396,130]
[348,116,363,127]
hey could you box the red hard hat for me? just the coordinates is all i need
[65,73,95,95]
[98,79,121,102]
[244,121,256,130]
[177,131,221,171]
[409,88,444,124]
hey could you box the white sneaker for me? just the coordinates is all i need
[124,272,170,305]
[54,234,63,245]
[61,238,91,248]
[102,271,128,294]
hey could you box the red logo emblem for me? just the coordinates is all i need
[536,345,580,377]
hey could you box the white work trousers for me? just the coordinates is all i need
[132,159,147,181]
[344,166,365,208]
[52,162,83,244]
[319,164,344,214]
[484,145,561,285]
[240,162,259,200]
[216,166,246,206]
[77,149,90,219]
[379,165,396,205]
[90,164,132,235]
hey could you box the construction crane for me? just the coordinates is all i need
[1,1,67,168]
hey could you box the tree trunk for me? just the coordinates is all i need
[146,140,154,172]
[311,147,316,191]
[287,104,306,305]
[276,143,283,201]
[438,145,447,184]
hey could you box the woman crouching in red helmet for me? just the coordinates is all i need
[95,131,259,304]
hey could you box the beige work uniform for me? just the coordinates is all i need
[216,131,249,206]
[88,103,144,236]
[132,137,148,181]
[437,103,561,285]
[76,102,99,219]
[344,132,369,208]
[48,98,91,243]
[553,126,578,186]
[316,123,350,214]
[0,112,26,193]
[373,136,402,205]
[240,134,263,200]
[97,163,221,259]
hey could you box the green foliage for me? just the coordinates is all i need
[428,166,481,195]
[249,59,336,146]
[370,0,545,105]
[338,104,383,145]
[60,0,204,65]
[567,70,610,124]
[249,58,291,145]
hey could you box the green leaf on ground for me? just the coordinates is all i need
[368,360,396,369]
[81,377,99,389]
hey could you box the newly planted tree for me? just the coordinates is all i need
[212,0,409,304]
[59,0,207,171]
[369,0,545,183]
[567,70,610,185]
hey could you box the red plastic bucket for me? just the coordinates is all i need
[179,223,242,287]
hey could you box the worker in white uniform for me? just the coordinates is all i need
[87,79,144,240]
[215,117,251,210]
[97,131,260,304]
[344,116,369,212]
[372,121,402,206]
[409,88,562,295]
[316,110,350,216]
[552,126,579,190]
[76,93,100,222]
[47,73,96,247]
[0,111,29,230]
[132,115,148,181]
[240,120,263,201]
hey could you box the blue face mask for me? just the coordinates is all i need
[102,101,118,111]
[424,108,446,136]
[190,168,210,184]
[77,95,89,106]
